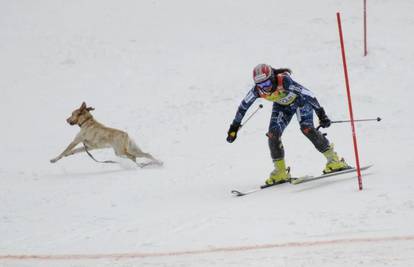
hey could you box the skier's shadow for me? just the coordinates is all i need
[291,172,374,193]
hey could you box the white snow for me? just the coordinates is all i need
[1,0,414,266]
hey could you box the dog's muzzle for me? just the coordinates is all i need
[67,118,76,125]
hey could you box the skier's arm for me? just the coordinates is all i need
[284,75,332,128]
[315,105,331,128]
[301,92,331,128]
[232,88,259,125]
[227,88,259,143]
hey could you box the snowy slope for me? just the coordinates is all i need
[1,0,414,266]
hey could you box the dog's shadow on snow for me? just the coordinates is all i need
[290,172,375,193]
[50,162,163,179]
[51,168,136,179]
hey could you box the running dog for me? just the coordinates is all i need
[50,102,162,167]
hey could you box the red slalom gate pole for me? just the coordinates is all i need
[364,0,368,56]
[336,12,363,190]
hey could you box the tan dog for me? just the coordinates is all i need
[50,102,162,167]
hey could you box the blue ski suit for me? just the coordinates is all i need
[231,71,330,160]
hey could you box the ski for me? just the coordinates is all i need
[290,165,373,185]
[231,180,289,197]
[231,165,373,196]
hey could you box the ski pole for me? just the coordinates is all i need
[331,117,381,124]
[240,104,263,128]
[317,117,381,130]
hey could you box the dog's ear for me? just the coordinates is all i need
[80,102,87,110]
[86,107,95,112]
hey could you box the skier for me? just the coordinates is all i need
[226,64,350,185]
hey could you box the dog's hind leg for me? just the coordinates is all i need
[124,151,137,163]
[119,144,150,168]
[127,139,163,166]
[124,151,150,168]
[128,139,154,160]
[111,136,142,166]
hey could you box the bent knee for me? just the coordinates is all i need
[266,128,282,140]
[300,125,315,135]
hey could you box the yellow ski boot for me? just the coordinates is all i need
[265,159,291,185]
[323,144,350,174]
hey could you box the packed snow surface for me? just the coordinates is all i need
[1,0,413,266]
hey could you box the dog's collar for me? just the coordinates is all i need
[79,116,92,127]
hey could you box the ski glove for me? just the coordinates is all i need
[226,123,241,143]
[316,108,331,128]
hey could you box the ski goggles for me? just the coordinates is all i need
[256,79,273,89]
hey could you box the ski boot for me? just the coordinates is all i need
[322,144,351,174]
[265,159,291,185]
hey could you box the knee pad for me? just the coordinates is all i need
[300,126,311,135]
[266,129,282,140]
[300,126,329,152]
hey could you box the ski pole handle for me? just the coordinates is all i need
[240,104,263,128]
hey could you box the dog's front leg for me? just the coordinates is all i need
[50,139,81,163]
[67,146,89,155]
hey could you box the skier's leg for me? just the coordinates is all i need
[321,143,350,173]
[265,104,294,185]
[297,104,349,173]
[297,103,330,152]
